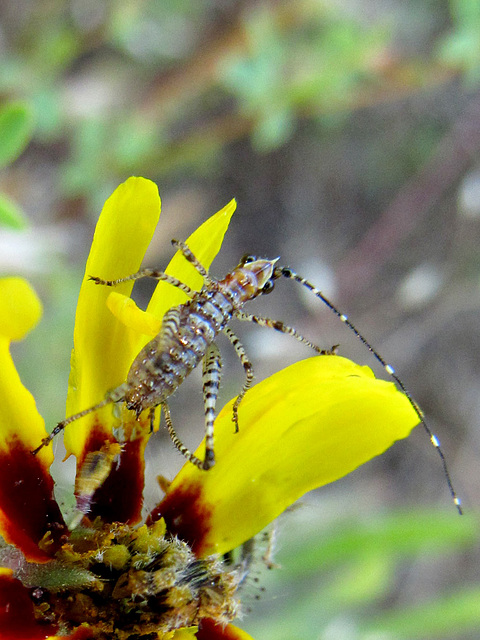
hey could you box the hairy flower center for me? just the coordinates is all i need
[4,519,241,639]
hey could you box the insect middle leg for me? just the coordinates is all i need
[223,326,254,433]
[226,311,337,430]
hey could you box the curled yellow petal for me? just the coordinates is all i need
[107,291,162,338]
[108,198,237,374]
[107,199,237,354]
[153,356,419,557]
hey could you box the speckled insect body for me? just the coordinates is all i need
[115,247,278,469]
[32,240,462,513]
[33,241,292,471]
[124,269,259,417]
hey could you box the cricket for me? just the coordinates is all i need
[32,239,462,513]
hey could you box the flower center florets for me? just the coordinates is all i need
[17,519,241,639]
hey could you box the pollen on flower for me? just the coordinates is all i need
[9,518,241,639]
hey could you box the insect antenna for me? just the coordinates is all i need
[277,266,462,515]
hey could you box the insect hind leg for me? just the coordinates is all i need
[157,345,223,471]
[278,265,463,515]
[202,343,223,469]
[160,402,205,470]
[31,396,116,455]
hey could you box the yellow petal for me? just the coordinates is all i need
[0,277,42,340]
[152,356,419,557]
[106,199,237,354]
[145,199,236,323]
[107,200,237,351]
[106,199,237,358]
[0,278,46,454]
[196,619,256,639]
[171,629,198,640]
[64,177,161,457]
[0,279,67,560]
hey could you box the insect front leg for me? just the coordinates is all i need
[234,310,335,355]
[223,326,254,433]
[202,343,223,469]
[171,240,216,287]
[89,269,196,298]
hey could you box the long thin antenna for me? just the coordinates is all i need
[279,266,463,515]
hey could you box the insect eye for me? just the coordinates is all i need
[241,254,256,265]
[262,279,275,294]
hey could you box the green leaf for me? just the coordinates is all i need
[0,192,28,229]
[0,102,35,169]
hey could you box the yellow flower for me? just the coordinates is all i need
[0,177,418,639]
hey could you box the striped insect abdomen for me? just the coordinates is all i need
[124,288,235,416]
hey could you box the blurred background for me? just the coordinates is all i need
[1,1,480,638]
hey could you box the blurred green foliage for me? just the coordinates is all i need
[220,5,389,150]
[246,510,480,640]
[0,102,35,170]
[0,192,28,230]
[1,0,479,207]
[439,0,480,83]
[0,101,34,229]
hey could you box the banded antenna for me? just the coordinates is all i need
[275,265,463,515]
